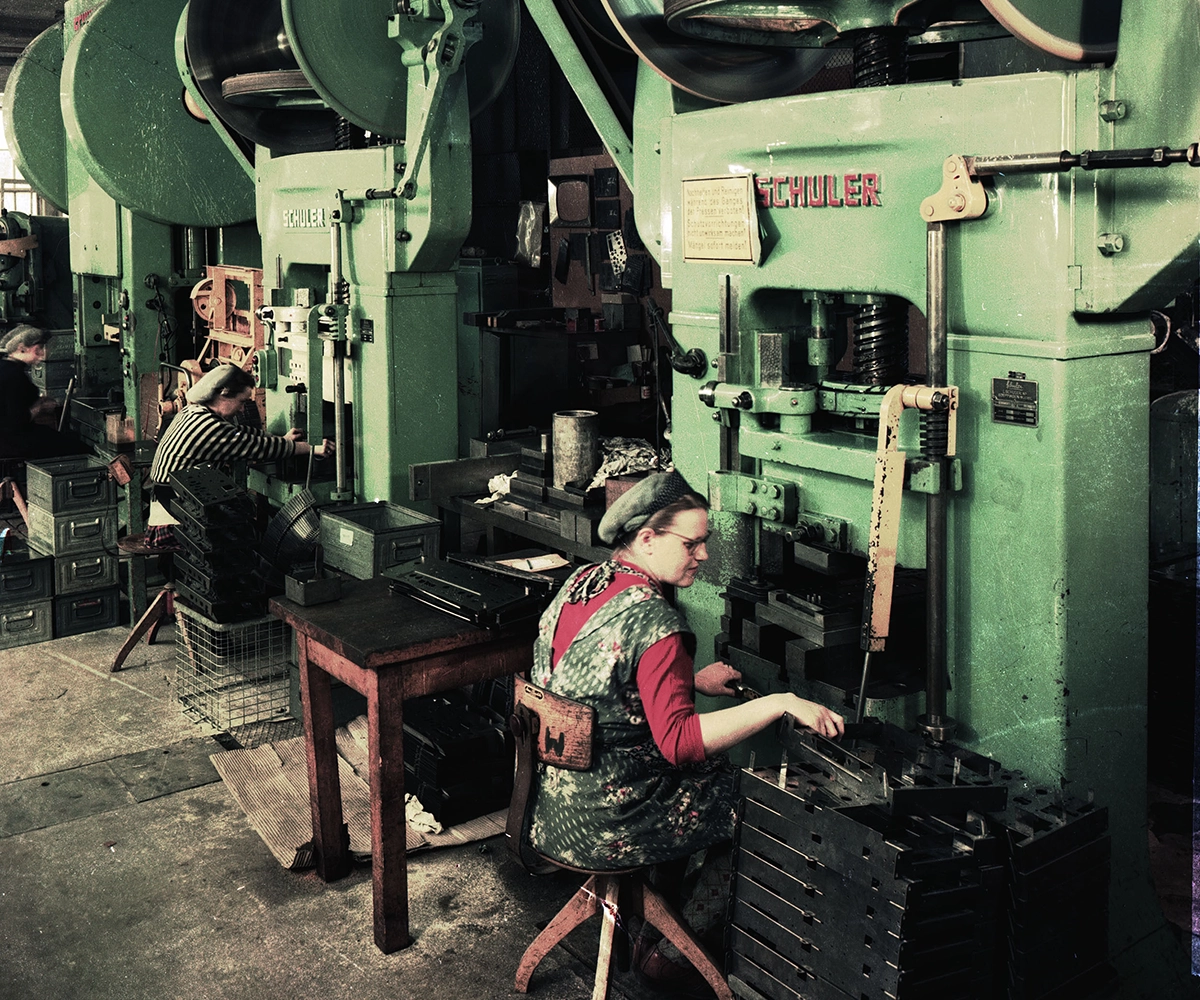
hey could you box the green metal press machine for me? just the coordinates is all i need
[523,0,1199,991]
[5,0,1198,990]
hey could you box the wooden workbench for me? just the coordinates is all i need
[269,576,534,953]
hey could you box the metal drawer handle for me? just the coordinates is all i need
[73,559,104,578]
[3,610,36,631]
[1,572,34,591]
[73,598,105,619]
[68,480,102,498]
[70,518,102,538]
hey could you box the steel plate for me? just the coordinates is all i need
[2,25,68,212]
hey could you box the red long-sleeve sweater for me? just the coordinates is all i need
[550,562,706,765]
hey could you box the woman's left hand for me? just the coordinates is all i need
[694,661,742,697]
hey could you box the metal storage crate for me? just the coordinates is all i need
[175,604,291,730]
[0,549,52,603]
[26,456,116,514]
[54,587,121,637]
[0,599,54,649]
[27,505,119,557]
[52,551,119,596]
[319,501,440,580]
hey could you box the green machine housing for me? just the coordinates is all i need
[525,0,1200,988]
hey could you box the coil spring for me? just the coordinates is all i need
[335,116,367,150]
[853,30,908,88]
[853,301,908,386]
[921,411,950,459]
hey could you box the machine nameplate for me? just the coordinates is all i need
[991,376,1038,427]
[681,175,761,264]
[282,207,329,229]
[755,173,882,210]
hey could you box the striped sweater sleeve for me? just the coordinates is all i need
[150,406,297,484]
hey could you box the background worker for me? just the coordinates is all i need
[0,325,85,459]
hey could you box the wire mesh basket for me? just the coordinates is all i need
[175,603,291,730]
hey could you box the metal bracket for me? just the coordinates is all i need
[920,155,988,223]
[708,471,797,524]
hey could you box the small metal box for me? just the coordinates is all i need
[54,587,121,638]
[27,505,119,557]
[30,359,76,392]
[319,502,440,580]
[0,599,54,649]
[0,549,53,604]
[53,552,119,596]
[26,456,116,514]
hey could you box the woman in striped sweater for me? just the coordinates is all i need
[149,364,332,495]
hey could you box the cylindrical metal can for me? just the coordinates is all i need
[552,410,600,490]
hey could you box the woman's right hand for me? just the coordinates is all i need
[780,694,844,739]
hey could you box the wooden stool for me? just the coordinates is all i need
[506,679,732,1000]
[110,533,181,673]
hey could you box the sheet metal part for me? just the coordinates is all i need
[385,559,552,627]
[727,721,1113,1000]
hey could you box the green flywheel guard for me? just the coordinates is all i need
[60,0,255,227]
[3,25,68,212]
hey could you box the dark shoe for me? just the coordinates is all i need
[633,937,715,999]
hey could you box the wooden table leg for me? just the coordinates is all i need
[369,666,410,952]
[299,634,350,881]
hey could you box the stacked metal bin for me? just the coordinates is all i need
[728,721,1113,1000]
[0,545,55,648]
[25,457,121,638]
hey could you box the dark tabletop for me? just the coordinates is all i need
[269,576,533,669]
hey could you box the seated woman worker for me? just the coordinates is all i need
[527,469,843,994]
[149,363,332,497]
[0,325,86,459]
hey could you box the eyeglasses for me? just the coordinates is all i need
[659,529,710,554]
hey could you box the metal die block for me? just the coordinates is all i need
[54,587,120,637]
[0,599,54,649]
[759,592,859,648]
[53,552,118,596]
[741,619,790,661]
[574,512,598,545]
[26,456,116,514]
[27,504,119,557]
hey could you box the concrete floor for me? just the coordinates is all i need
[2,619,1199,1000]
[0,622,662,1000]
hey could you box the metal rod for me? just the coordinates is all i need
[924,223,952,739]
[329,222,349,498]
[855,650,872,724]
[57,376,75,432]
[965,142,1200,177]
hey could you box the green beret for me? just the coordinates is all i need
[1,325,51,355]
[598,469,697,544]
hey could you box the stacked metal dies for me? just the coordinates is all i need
[728,721,1114,1000]
[167,466,262,622]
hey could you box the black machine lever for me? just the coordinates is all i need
[648,297,707,378]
